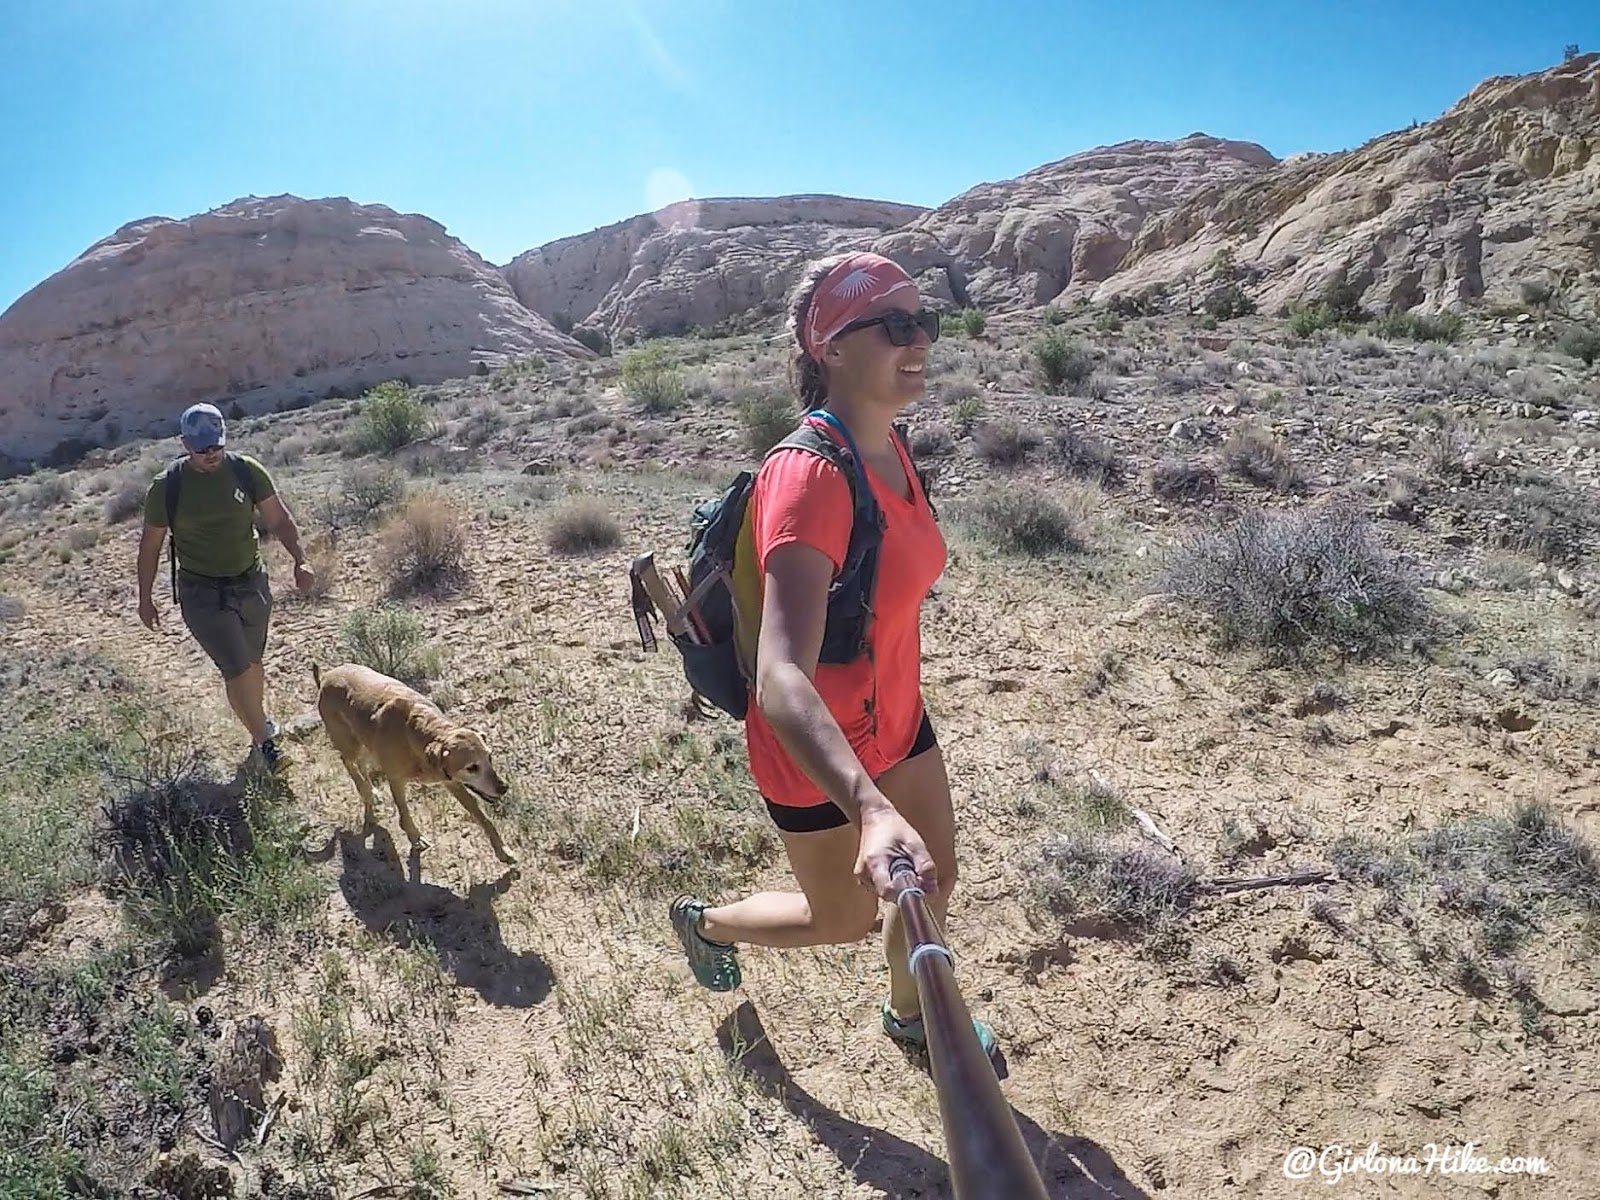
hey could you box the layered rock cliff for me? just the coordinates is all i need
[0,195,590,465]
[1101,53,1600,314]
[500,194,927,338]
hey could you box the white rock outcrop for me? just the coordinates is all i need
[0,195,590,465]
[501,194,927,338]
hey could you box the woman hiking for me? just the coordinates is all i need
[670,251,996,1058]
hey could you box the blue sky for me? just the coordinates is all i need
[2,0,1593,314]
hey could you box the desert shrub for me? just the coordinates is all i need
[379,491,470,597]
[1519,281,1555,309]
[622,344,686,413]
[355,381,430,453]
[958,484,1085,556]
[100,741,319,961]
[339,463,408,525]
[960,308,987,336]
[546,497,621,555]
[1222,425,1305,493]
[19,473,74,512]
[1161,504,1428,659]
[1497,655,1599,703]
[1334,802,1600,989]
[972,418,1039,467]
[1022,832,1200,957]
[1287,307,1334,337]
[1286,279,1369,337]
[949,394,985,433]
[572,326,610,355]
[1043,425,1125,487]
[1373,311,1463,343]
[1151,458,1219,502]
[1476,475,1599,565]
[338,604,441,687]
[738,391,796,457]
[1557,324,1600,366]
[1107,288,1165,318]
[102,474,148,524]
[908,424,956,458]
[1032,330,1095,394]
[1202,283,1256,321]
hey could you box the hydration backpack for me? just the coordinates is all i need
[632,409,925,721]
[162,452,260,600]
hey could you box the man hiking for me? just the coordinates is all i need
[136,403,313,769]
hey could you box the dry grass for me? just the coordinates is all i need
[545,496,622,554]
[956,482,1088,555]
[1161,504,1430,660]
[378,491,470,597]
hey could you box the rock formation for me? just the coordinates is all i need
[874,135,1279,309]
[1102,53,1600,315]
[0,195,590,466]
[500,194,927,339]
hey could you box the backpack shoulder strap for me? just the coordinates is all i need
[163,457,185,527]
[768,416,882,576]
[163,458,185,602]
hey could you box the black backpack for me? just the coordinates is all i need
[162,452,259,600]
[632,409,926,720]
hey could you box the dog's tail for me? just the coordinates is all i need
[311,661,322,689]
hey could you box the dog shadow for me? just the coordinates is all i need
[715,1001,1152,1200]
[334,825,553,1008]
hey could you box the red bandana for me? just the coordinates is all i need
[801,252,917,362]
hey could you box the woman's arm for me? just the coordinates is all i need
[755,542,938,896]
[754,542,892,826]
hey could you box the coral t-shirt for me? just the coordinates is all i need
[743,422,946,809]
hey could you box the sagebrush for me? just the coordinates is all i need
[1161,504,1428,659]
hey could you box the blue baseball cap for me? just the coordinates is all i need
[180,403,227,450]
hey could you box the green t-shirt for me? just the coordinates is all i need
[143,453,277,579]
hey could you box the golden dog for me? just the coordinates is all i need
[312,662,516,865]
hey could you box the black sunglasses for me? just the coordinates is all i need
[835,308,941,347]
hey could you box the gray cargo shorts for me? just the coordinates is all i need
[177,566,273,680]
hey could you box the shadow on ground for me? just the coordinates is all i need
[716,1001,1152,1200]
[333,824,552,1007]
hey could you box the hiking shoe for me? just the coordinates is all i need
[262,717,281,742]
[882,999,998,1060]
[669,896,741,992]
[257,737,285,772]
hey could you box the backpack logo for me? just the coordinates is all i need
[234,487,246,505]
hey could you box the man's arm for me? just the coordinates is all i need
[137,523,166,628]
[256,494,315,593]
[256,495,307,567]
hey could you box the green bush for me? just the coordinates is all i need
[1202,283,1256,321]
[738,391,797,457]
[1373,311,1463,343]
[621,344,686,413]
[338,604,441,687]
[356,382,430,453]
[960,485,1085,556]
[1557,324,1600,366]
[1033,330,1095,394]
